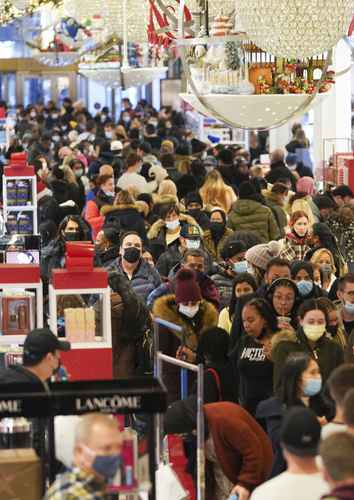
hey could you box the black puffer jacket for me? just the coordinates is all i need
[101,203,147,243]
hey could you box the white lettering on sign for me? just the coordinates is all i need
[0,399,22,413]
[75,395,142,412]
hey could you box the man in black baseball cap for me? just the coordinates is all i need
[0,328,70,390]
[251,407,328,500]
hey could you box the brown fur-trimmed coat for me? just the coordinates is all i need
[153,294,218,403]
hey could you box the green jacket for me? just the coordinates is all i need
[262,191,288,238]
[227,199,280,243]
[271,328,344,393]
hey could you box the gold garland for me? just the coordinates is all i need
[0,0,63,26]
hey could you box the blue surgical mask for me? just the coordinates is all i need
[303,377,322,397]
[344,302,354,315]
[297,280,313,297]
[92,453,121,480]
[233,260,248,274]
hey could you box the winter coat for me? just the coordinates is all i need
[95,245,119,269]
[156,246,183,278]
[227,199,280,243]
[327,211,354,264]
[210,269,234,309]
[147,265,220,311]
[152,294,218,402]
[322,484,354,500]
[256,394,331,478]
[37,188,62,227]
[147,213,200,261]
[280,232,311,261]
[232,334,274,415]
[265,164,297,191]
[262,190,288,238]
[100,203,147,242]
[204,403,273,498]
[186,209,210,231]
[95,275,151,377]
[272,328,344,393]
[203,227,235,262]
[107,257,161,301]
[41,240,65,282]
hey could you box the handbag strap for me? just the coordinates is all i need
[207,368,222,401]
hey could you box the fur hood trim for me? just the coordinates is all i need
[152,294,218,349]
[147,213,200,239]
[100,203,139,216]
[271,329,297,351]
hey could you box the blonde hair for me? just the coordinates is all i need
[99,164,114,177]
[199,169,234,213]
[158,179,177,197]
[63,165,77,185]
[115,190,134,205]
[310,248,336,273]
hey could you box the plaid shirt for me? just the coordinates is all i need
[44,468,108,500]
[280,236,311,262]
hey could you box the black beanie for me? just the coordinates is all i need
[184,191,203,207]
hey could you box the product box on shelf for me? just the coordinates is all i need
[0,448,42,500]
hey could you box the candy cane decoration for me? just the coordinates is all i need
[147,0,194,47]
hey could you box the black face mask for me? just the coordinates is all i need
[327,325,338,337]
[123,247,141,263]
[210,222,225,238]
[188,209,201,219]
[64,231,80,242]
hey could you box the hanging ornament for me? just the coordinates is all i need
[236,0,353,59]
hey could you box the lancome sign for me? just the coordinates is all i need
[75,395,142,412]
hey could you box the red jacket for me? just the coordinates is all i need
[204,402,273,491]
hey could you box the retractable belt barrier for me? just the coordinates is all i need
[153,317,205,500]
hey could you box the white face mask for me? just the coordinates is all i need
[303,324,326,342]
[287,164,297,171]
[166,219,180,231]
[186,239,200,250]
[179,304,199,318]
[105,131,113,139]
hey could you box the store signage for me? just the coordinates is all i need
[0,399,22,414]
[75,395,142,412]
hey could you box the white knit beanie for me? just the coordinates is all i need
[245,240,282,271]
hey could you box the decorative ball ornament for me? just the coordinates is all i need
[236,0,353,59]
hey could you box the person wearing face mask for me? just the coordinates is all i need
[156,223,205,278]
[107,231,161,301]
[45,413,122,499]
[272,299,344,394]
[0,328,70,389]
[337,273,354,343]
[41,215,91,282]
[203,208,234,263]
[184,191,210,230]
[310,248,337,292]
[316,297,347,350]
[231,297,279,416]
[104,122,115,140]
[218,273,257,334]
[69,159,89,212]
[147,249,220,311]
[211,238,248,309]
[280,211,312,261]
[152,268,218,403]
[257,352,330,478]
[85,174,115,240]
[291,261,327,301]
[147,203,200,262]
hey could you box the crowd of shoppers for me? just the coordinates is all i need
[1,98,354,499]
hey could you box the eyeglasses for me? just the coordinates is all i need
[274,295,294,303]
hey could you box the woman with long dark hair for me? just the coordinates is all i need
[257,352,330,477]
[231,297,279,415]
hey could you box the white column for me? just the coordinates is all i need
[269,121,291,152]
[313,39,352,166]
